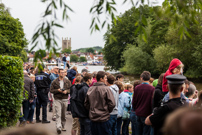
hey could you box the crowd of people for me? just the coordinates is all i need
[17,58,202,135]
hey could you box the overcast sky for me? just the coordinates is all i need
[2,0,164,50]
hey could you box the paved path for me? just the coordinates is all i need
[30,110,73,135]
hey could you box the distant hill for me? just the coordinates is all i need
[73,46,102,53]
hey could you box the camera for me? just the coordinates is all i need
[61,88,65,91]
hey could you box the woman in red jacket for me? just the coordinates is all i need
[162,58,184,94]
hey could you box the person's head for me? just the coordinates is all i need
[72,66,77,72]
[81,68,88,75]
[114,81,124,94]
[116,74,124,82]
[92,71,97,79]
[53,66,59,74]
[75,76,83,84]
[182,79,190,94]
[149,77,154,86]
[185,83,196,98]
[63,69,67,76]
[83,73,93,85]
[158,73,165,86]
[133,80,142,91]
[140,71,151,81]
[172,64,184,75]
[163,107,202,135]
[126,84,133,92]
[107,74,115,86]
[168,58,183,75]
[23,70,28,75]
[0,126,51,135]
[96,71,107,84]
[29,74,35,82]
[166,74,186,95]
[58,68,65,78]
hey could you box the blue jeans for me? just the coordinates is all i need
[136,116,151,135]
[27,101,35,122]
[79,118,92,135]
[117,117,122,135]
[130,111,137,135]
[22,100,29,120]
[63,61,66,69]
[122,119,130,135]
[108,114,117,135]
[91,120,110,135]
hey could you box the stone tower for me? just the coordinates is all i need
[62,37,71,51]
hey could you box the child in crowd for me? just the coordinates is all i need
[117,83,133,135]
[71,76,82,135]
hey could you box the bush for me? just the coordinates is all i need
[121,45,156,75]
[0,55,24,128]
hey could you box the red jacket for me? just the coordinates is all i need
[162,58,182,92]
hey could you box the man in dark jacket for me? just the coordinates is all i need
[50,68,71,134]
[35,68,51,123]
[19,71,35,126]
[84,71,115,135]
[71,73,93,135]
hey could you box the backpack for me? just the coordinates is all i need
[62,56,66,61]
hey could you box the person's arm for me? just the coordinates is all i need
[145,114,153,125]
[29,80,35,101]
[50,81,62,94]
[84,93,90,110]
[63,80,71,94]
[106,88,116,113]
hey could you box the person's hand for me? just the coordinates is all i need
[58,89,63,93]
[63,90,68,94]
[34,95,37,97]
[29,100,33,103]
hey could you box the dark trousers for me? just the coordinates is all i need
[27,101,35,122]
[91,120,110,135]
[122,119,130,135]
[130,111,137,135]
[19,112,25,122]
[79,118,92,135]
[117,117,122,135]
[22,100,29,120]
[136,116,151,135]
[108,114,117,135]
[36,90,48,121]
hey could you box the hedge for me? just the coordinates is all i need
[0,55,24,128]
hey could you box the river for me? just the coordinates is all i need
[76,65,202,90]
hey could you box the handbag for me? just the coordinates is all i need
[122,109,130,120]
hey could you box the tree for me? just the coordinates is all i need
[0,4,28,61]
[79,56,87,62]
[86,48,95,54]
[121,45,156,75]
[61,48,71,54]
[70,54,79,62]
[103,6,156,70]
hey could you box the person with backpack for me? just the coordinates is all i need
[62,54,67,69]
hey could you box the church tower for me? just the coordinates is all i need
[62,37,71,51]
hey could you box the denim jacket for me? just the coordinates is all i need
[117,91,132,117]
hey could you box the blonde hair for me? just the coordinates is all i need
[72,66,77,72]
[126,84,133,90]
[173,64,184,74]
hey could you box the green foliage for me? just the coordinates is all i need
[70,54,79,62]
[61,48,71,54]
[79,56,87,62]
[103,6,157,70]
[86,48,95,53]
[0,55,24,128]
[0,7,27,57]
[121,45,156,75]
[153,45,179,73]
[19,50,28,62]
[73,46,102,53]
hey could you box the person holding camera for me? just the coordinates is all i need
[50,68,71,134]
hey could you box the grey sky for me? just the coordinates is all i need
[2,0,164,50]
